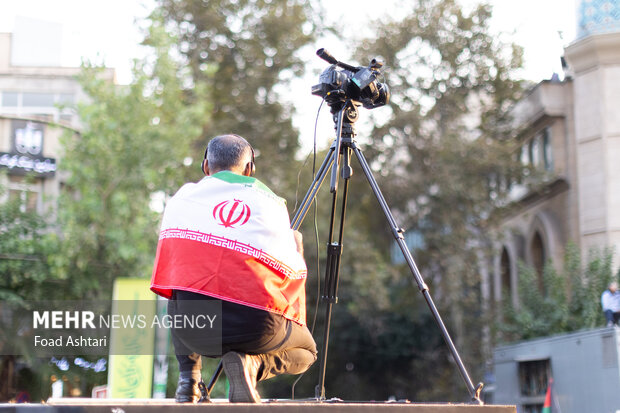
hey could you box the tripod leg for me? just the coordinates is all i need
[315,172,350,400]
[351,145,483,404]
[291,146,336,230]
[201,360,223,402]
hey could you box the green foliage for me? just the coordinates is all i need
[1,16,212,402]
[0,184,72,400]
[289,155,486,401]
[500,243,618,342]
[354,0,525,271]
[155,0,321,192]
[332,0,527,399]
[264,0,528,401]
[53,18,210,300]
[0,0,540,403]
[0,186,57,301]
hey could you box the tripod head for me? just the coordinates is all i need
[334,100,360,139]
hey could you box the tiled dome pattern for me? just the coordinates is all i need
[578,0,620,38]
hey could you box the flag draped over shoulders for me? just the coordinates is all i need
[151,171,308,325]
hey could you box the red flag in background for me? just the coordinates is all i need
[541,378,553,413]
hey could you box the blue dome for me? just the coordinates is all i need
[578,0,620,38]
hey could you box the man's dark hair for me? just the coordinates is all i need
[205,134,253,171]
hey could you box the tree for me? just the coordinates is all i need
[315,0,528,400]
[150,3,328,396]
[354,0,524,276]
[0,187,57,401]
[155,0,321,192]
[12,0,527,402]
[251,0,528,401]
[0,16,212,401]
[53,17,210,300]
[0,186,55,302]
[500,244,619,342]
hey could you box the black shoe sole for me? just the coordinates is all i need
[222,352,261,403]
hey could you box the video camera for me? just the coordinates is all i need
[311,48,390,109]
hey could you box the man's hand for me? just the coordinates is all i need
[293,230,304,256]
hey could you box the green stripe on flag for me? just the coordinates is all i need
[211,171,284,203]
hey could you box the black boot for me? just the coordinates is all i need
[175,370,202,403]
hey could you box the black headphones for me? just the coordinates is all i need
[202,134,256,177]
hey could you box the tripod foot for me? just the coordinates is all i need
[471,382,484,405]
[198,381,211,403]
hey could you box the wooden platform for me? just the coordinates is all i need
[0,399,516,413]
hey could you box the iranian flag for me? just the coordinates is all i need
[542,378,553,413]
[151,172,308,324]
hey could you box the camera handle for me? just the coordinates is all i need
[290,102,484,404]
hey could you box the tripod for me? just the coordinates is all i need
[199,98,483,404]
[290,99,484,403]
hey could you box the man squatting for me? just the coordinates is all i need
[150,134,317,403]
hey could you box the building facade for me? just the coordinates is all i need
[491,0,620,307]
[0,28,114,216]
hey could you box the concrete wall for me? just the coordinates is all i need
[494,327,620,413]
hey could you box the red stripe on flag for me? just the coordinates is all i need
[151,237,306,324]
[158,228,307,279]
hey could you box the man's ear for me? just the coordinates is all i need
[202,159,210,176]
[242,161,255,177]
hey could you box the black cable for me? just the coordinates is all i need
[292,97,325,400]
[292,98,325,216]
[309,98,325,336]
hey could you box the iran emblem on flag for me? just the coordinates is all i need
[213,199,251,228]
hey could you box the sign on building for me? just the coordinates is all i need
[0,120,56,177]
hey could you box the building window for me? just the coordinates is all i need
[529,137,540,168]
[520,127,553,172]
[542,128,553,171]
[531,232,546,292]
[501,247,511,299]
[519,359,550,413]
[391,230,425,265]
[8,188,39,213]
[1,91,76,123]
[488,256,496,309]
[4,175,41,213]
[22,92,55,107]
[2,92,19,106]
[520,145,529,165]
[57,94,74,105]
